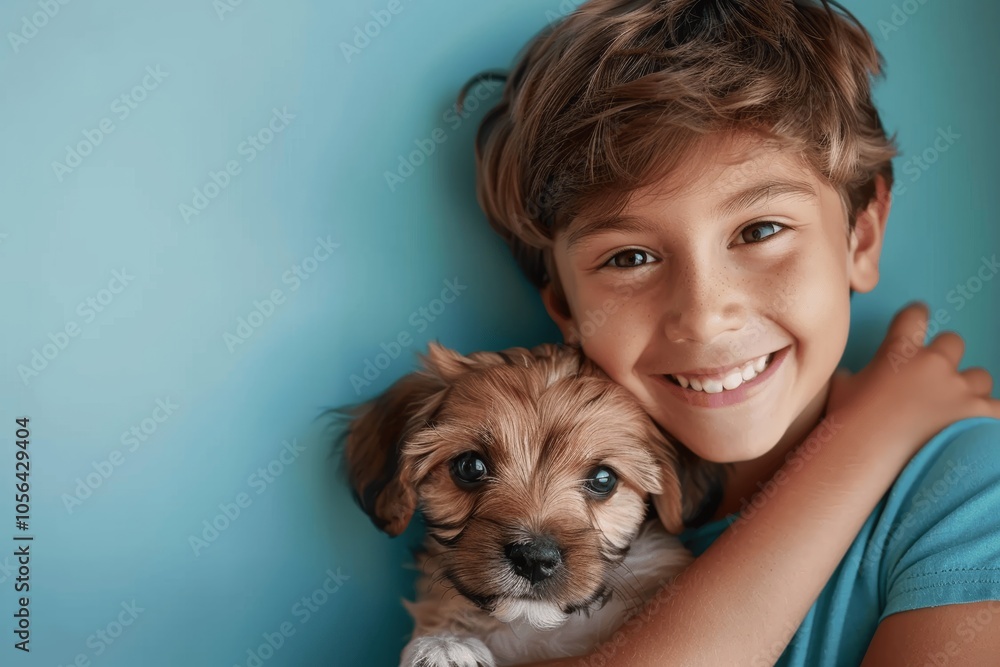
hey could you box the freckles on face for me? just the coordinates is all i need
[549,138,857,462]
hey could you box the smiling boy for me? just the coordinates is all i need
[468,0,1000,664]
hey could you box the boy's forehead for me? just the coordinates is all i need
[561,134,828,245]
[632,134,818,206]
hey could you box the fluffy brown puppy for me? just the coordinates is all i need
[339,342,721,666]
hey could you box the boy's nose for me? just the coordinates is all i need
[662,266,745,344]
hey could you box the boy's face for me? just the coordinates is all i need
[543,134,888,463]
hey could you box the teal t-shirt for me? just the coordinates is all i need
[678,418,1000,667]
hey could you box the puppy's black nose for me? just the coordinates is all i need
[504,537,563,584]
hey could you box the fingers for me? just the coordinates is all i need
[881,301,966,367]
[881,302,929,355]
[962,367,994,396]
[928,331,965,366]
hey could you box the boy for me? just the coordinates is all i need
[468,0,1000,664]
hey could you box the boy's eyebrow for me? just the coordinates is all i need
[714,179,818,218]
[564,178,818,252]
[565,215,662,252]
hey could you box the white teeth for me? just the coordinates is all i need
[669,352,773,394]
[702,378,724,394]
[722,370,744,390]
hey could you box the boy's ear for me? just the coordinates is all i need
[541,282,580,345]
[848,175,892,294]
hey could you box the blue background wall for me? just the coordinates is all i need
[0,1,996,665]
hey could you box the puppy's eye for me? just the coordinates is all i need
[451,452,488,487]
[584,467,617,498]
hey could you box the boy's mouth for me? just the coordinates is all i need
[664,352,777,394]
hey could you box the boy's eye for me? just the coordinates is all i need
[737,222,785,244]
[605,248,657,268]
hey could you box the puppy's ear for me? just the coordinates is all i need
[344,341,463,536]
[648,430,727,535]
[652,454,686,536]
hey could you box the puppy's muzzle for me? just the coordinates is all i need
[504,536,563,585]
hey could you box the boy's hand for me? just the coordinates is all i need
[827,303,1000,451]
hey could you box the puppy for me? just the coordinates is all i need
[338,342,721,666]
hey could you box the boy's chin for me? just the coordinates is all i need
[679,424,787,464]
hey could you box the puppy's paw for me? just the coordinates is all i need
[401,634,496,667]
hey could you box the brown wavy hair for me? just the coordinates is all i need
[462,0,897,315]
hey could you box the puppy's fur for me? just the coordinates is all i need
[338,342,721,666]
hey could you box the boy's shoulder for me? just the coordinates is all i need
[892,417,1000,493]
[879,416,1000,525]
[868,417,1000,622]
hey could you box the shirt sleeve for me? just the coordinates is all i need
[877,418,1000,623]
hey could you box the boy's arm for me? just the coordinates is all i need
[861,603,1000,666]
[859,416,1000,666]
[521,305,1000,667]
